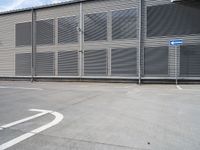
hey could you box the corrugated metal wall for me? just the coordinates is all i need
[144,0,200,80]
[0,0,200,82]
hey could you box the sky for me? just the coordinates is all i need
[0,0,71,12]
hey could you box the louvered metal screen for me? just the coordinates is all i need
[84,12,107,41]
[144,46,169,76]
[36,19,54,45]
[147,4,200,37]
[84,50,107,76]
[58,16,78,43]
[111,48,137,76]
[58,51,78,76]
[112,9,137,40]
[180,45,200,77]
[16,22,31,46]
[15,53,31,76]
[36,52,55,76]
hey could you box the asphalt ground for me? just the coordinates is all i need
[0,81,200,150]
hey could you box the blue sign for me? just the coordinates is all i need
[170,39,183,46]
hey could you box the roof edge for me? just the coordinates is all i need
[0,0,87,16]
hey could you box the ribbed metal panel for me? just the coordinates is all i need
[144,46,169,76]
[0,11,31,77]
[83,0,138,13]
[36,19,54,45]
[58,16,78,44]
[112,8,137,40]
[58,51,78,76]
[84,12,107,41]
[111,48,137,76]
[146,0,170,6]
[36,52,55,76]
[147,3,200,37]
[84,50,107,76]
[15,53,31,76]
[180,45,200,77]
[1,0,200,82]
[15,22,31,47]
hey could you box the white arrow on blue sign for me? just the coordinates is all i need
[170,39,183,46]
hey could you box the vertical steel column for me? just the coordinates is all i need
[79,2,84,77]
[54,19,58,76]
[175,46,180,85]
[31,9,36,82]
[138,0,143,85]
[107,12,112,76]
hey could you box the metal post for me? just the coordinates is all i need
[79,2,83,78]
[31,9,36,82]
[138,0,142,85]
[175,46,178,85]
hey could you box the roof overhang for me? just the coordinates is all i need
[0,0,90,16]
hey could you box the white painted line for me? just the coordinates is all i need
[0,86,43,91]
[0,109,63,150]
[0,109,50,129]
[176,85,183,90]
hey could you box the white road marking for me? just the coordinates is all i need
[176,85,183,90]
[0,109,50,129]
[0,109,64,150]
[0,86,43,91]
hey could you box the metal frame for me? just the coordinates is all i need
[3,0,200,83]
[31,9,36,82]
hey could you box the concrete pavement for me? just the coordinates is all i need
[0,81,200,150]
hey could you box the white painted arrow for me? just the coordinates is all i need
[0,109,64,150]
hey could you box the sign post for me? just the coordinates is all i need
[169,39,183,85]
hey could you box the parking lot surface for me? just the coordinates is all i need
[0,81,200,150]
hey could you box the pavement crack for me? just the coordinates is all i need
[36,133,150,150]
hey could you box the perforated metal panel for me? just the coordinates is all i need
[180,45,200,77]
[84,50,107,76]
[36,52,55,76]
[147,3,200,37]
[112,9,137,40]
[16,22,31,46]
[144,46,169,76]
[36,19,54,45]
[58,16,78,44]
[58,51,78,76]
[84,12,107,41]
[15,53,31,76]
[111,48,137,76]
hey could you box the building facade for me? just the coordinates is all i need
[0,0,200,82]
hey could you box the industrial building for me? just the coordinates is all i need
[0,0,200,83]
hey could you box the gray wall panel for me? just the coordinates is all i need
[36,52,55,76]
[58,16,78,44]
[147,3,200,37]
[15,53,31,76]
[84,50,107,76]
[111,48,137,76]
[112,8,137,40]
[36,19,55,45]
[84,12,107,41]
[16,22,31,46]
[58,51,78,76]
[0,12,32,77]
[144,46,169,76]
[180,45,200,77]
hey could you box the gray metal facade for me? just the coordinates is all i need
[0,0,200,82]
